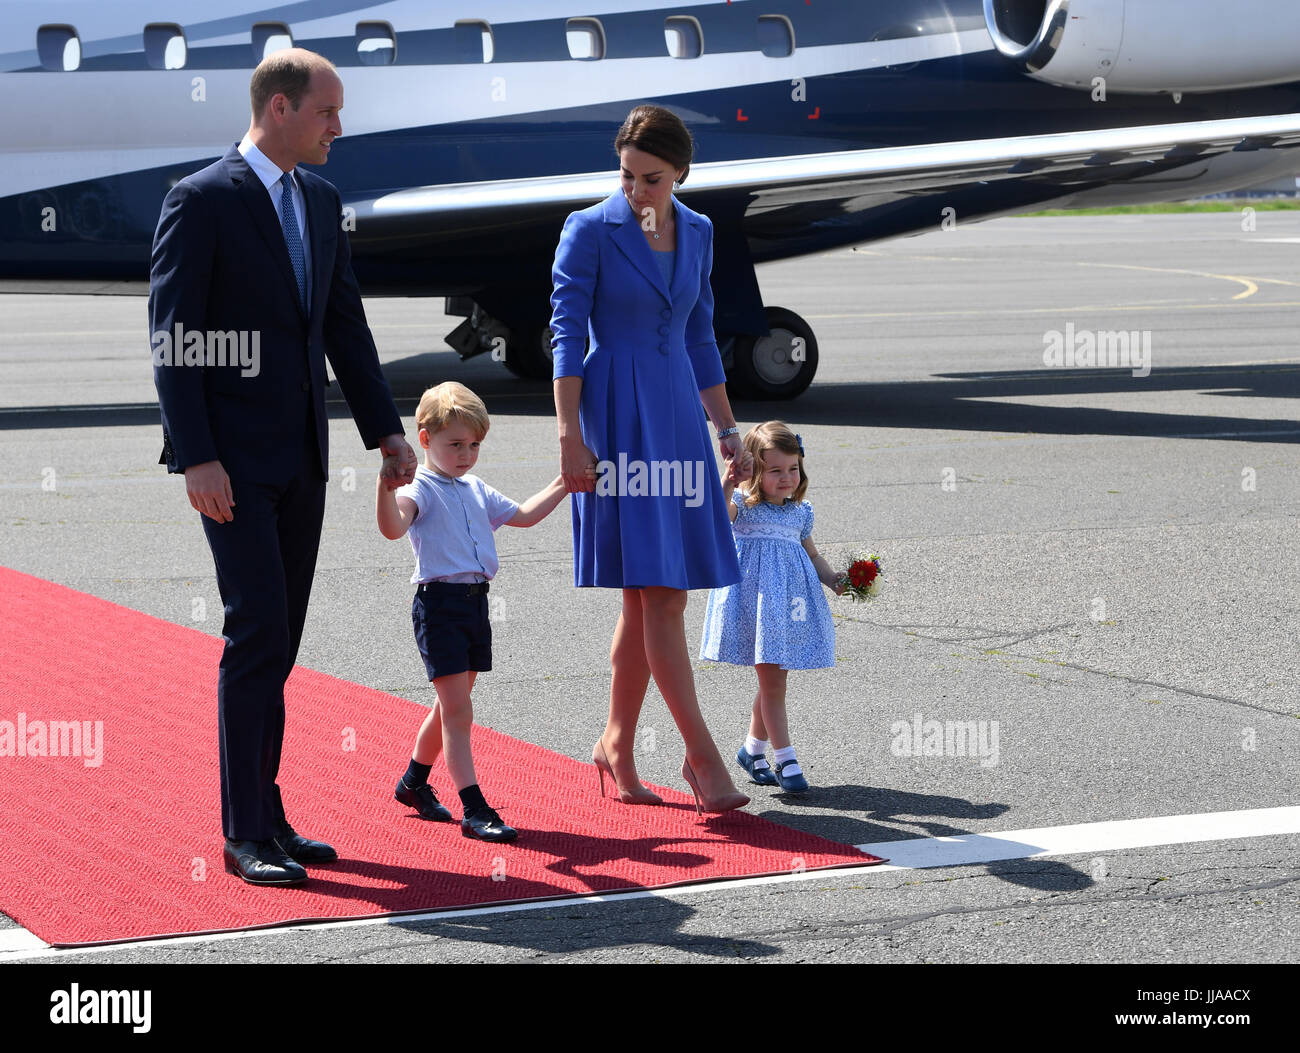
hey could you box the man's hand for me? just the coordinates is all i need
[185,460,235,523]
[378,433,417,490]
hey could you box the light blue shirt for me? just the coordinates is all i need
[238,134,311,303]
[398,467,519,584]
[651,247,675,287]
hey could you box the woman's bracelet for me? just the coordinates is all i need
[716,425,739,440]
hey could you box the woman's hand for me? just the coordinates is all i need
[560,434,599,493]
[723,454,749,487]
[719,433,752,481]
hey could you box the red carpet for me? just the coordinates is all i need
[0,567,883,947]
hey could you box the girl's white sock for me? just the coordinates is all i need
[773,745,802,777]
[744,736,771,769]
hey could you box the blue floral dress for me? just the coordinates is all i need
[699,493,835,669]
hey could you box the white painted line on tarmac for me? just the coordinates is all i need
[0,866,856,962]
[3,806,1295,961]
[856,806,1300,871]
[0,927,48,953]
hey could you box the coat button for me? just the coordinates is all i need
[301,381,310,391]
[659,343,669,354]
[658,325,669,336]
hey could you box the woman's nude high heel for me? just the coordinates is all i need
[681,759,750,817]
[593,738,663,805]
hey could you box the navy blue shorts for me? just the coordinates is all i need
[411,582,492,680]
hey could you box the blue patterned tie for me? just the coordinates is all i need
[279,172,307,311]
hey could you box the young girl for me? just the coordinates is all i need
[699,421,844,793]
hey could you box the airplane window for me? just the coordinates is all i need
[36,25,80,71]
[453,20,493,63]
[757,15,795,58]
[356,22,396,65]
[252,23,293,63]
[144,24,187,70]
[871,23,924,72]
[664,16,703,59]
[566,18,604,61]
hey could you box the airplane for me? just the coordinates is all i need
[3,0,1300,399]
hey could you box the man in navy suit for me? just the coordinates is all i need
[150,48,417,885]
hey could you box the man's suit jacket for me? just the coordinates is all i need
[549,188,727,391]
[150,144,400,483]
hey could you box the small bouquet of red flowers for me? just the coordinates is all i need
[839,552,883,602]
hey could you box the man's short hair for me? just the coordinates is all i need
[250,49,336,117]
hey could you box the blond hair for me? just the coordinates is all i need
[738,420,808,507]
[414,381,489,439]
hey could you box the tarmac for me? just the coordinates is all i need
[1,212,1297,964]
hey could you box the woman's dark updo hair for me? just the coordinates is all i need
[614,105,694,185]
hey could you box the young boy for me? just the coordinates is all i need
[377,381,568,842]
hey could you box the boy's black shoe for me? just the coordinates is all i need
[395,777,454,821]
[461,806,517,842]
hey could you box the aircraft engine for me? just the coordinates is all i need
[983,0,1300,94]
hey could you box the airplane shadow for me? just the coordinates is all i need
[756,363,1300,443]
[379,357,1300,449]
[6,361,1296,445]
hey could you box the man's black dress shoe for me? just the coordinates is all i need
[223,839,308,886]
[394,777,454,821]
[461,806,517,843]
[275,820,338,864]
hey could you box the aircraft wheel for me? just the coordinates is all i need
[502,324,555,380]
[732,307,818,400]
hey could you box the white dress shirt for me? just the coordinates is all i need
[238,134,311,303]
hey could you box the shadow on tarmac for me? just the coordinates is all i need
[4,362,1296,445]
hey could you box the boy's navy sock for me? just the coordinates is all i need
[403,759,433,787]
[458,783,488,815]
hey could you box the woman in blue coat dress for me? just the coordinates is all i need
[551,105,750,814]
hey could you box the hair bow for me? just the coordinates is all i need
[795,433,805,458]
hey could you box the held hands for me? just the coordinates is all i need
[719,433,752,483]
[378,433,417,490]
[560,434,599,493]
[184,460,235,523]
[722,453,751,487]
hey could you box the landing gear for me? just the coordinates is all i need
[501,323,554,380]
[448,296,816,398]
[728,306,818,400]
[444,297,553,380]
